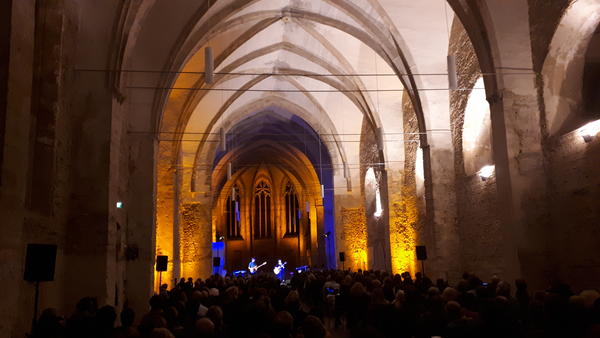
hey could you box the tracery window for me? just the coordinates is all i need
[226,185,242,239]
[253,181,272,239]
[284,183,300,236]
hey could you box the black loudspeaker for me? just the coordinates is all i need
[339,252,345,262]
[24,244,57,282]
[156,255,168,272]
[213,257,221,267]
[416,246,427,261]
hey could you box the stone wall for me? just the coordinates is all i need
[547,134,600,290]
[340,207,367,271]
[448,18,504,280]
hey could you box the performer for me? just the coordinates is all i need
[248,258,266,275]
[273,259,287,280]
[248,258,257,275]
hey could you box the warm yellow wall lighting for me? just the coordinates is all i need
[389,186,418,275]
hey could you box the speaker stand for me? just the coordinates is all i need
[31,280,40,333]
[421,260,426,277]
[158,271,162,294]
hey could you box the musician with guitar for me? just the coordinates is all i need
[273,259,287,280]
[248,257,266,275]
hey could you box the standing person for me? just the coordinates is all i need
[248,258,257,275]
[273,259,287,280]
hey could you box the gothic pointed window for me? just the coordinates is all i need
[226,185,242,239]
[253,181,272,239]
[284,183,300,236]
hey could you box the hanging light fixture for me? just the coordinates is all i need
[447,54,458,90]
[204,46,214,84]
[219,128,226,152]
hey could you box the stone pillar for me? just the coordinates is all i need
[124,131,156,320]
[180,197,212,279]
[0,1,35,336]
[484,0,549,286]
[421,90,460,282]
[156,142,176,290]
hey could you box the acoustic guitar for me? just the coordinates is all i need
[273,262,287,275]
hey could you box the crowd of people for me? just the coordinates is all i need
[32,269,600,338]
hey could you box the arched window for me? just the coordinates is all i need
[226,185,242,239]
[284,183,300,236]
[253,181,272,239]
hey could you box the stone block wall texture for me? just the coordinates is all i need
[180,202,212,279]
[340,207,367,271]
[388,184,419,275]
[547,134,600,290]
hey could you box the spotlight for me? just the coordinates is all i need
[577,120,600,143]
[323,231,331,239]
[116,201,123,209]
[478,165,495,181]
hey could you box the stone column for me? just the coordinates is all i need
[0,1,35,336]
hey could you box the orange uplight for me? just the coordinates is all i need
[389,186,418,275]
[342,207,368,271]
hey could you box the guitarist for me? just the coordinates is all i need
[248,258,267,275]
[248,258,257,275]
[273,259,287,280]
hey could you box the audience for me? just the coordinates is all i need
[31,269,600,338]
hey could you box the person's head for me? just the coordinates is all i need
[496,281,511,298]
[580,289,600,309]
[206,305,223,327]
[97,305,117,330]
[149,295,163,310]
[272,311,294,338]
[76,297,98,315]
[442,287,460,302]
[34,308,64,336]
[150,328,175,338]
[194,318,215,338]
[302,315,326,338]
[251,258,256,262]
[445,301,462,322]
[120,307,135,327]
[278,259,282,264]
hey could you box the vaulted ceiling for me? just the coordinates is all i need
[99,0,457,192]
